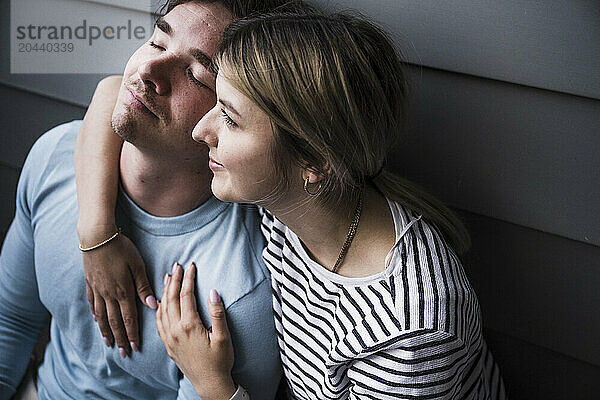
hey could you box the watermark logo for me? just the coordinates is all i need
[11,0,152,74]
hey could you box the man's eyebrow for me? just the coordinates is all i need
[155,17,171,35]
[191,49,215,73]
[219,99,241,118]
[154,17,215,73]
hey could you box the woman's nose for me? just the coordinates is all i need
[192,106,218,146]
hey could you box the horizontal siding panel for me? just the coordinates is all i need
[319,0,600,100]
[0,78,99,109]
[81,0,153,13]
[462,211,600,367]
[2,0,154,104]
[0,164,19,238]
[0,84,85,169]
[4,1,598,104]
[484,328,600,399]
[394,66,600,246]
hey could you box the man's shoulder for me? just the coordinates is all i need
[18,120,81,203]
[209,202,269,277]
[220,202,266,259]
[23,120,81,173]
[29,120,81,158]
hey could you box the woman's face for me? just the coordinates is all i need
[192,73,293,205]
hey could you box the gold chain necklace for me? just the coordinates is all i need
[331,192,363,274]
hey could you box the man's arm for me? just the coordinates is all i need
[0,144,50,397]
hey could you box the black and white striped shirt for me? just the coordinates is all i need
[260,199,506,399]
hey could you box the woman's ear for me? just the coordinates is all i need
[302,169,326,184]
[302,161,330,184]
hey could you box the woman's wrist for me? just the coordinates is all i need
[77,219,118,248]
[228,384,249,399]
[192,375,237,400]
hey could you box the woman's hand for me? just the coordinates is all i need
[157,263,237,400]
[83,230,156,357]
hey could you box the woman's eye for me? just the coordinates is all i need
[187,70,208,89]
[220,108,238,128]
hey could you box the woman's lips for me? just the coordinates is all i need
[208,157,224,171]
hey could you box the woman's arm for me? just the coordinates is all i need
[347,331,469,399]
[75,75,122,245]
[158,263,239,400]
[74,76,156,357]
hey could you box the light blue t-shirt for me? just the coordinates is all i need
[0,121,281,399]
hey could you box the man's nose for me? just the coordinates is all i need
[192,107,218,146]
[137,56,173,96]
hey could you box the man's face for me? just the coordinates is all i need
[111,2,233,157]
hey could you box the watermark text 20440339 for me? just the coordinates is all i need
[11,0,153,74]
[18,42,74,53]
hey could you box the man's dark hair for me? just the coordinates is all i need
[161,0,302,18]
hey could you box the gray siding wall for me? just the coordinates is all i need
[316,1,600,398]
[1,1,599,398]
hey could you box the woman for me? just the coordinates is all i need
[76,10,506,399]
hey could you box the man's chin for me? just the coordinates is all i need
[111,112,139,144]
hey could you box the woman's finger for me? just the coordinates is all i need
[208,289,230,344]
[85,279,95,318]
[94,297,113,347]
[124,238,156,309]
[106,300,130,358]
[166,263,183,322]
[118,290,139,352]
[161,272,171,316]
[156,293,165,341]
[180,263,199,318]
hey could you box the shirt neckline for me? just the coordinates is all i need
[285,198,414,286]
[116,185,230,236]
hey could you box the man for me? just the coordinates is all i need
[0,1,290,398]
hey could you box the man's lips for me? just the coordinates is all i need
[127,88,158,118]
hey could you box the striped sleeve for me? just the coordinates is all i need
[347,330,475,400]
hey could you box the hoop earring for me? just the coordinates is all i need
[304,177,323,196]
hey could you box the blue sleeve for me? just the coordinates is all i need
[176,278,281,400]
[175,375,200,400]
[0,136,52,398]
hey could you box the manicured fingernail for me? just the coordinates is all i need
[164,272,169,287]
[146,295,158,309]
[130,342,139,352]
[210,289,221,304]
[172,262,179,274]
[103,337,110,347]
[119,347,127,358]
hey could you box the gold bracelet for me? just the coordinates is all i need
[79,228,122,252]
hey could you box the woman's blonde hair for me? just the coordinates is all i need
[216,10,471,254]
